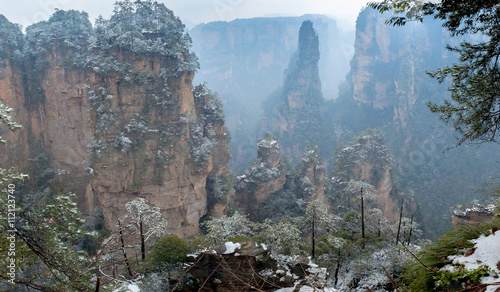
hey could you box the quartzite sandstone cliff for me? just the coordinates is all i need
[0,7,231,237]
[262,20,333,161]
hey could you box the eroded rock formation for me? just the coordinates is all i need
[234,135,287,221]
[234,135,328,222]
[190,15,352,171]
[262,20,332,161]
[451,204,496,226]
[331,129,411,222]
[0,8,230,237]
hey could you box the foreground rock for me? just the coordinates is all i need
[183,241,328,292]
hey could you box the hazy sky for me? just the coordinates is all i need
[1,0,369,29]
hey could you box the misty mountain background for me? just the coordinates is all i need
[190,11,499,239]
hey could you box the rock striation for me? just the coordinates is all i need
[0,6,231,237]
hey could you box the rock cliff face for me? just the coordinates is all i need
[0,6,230,237]
[235,135,327,221]
[262,20,332,161]
[338,8,498,238]
[349,9,449,119]
[0,16,29,172]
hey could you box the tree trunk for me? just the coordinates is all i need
[377,216,381,237]
[334,259,342,287]
[312,209,316,259]
[361,188,365,249]
[407,214,414,245]
[140,215,145,260]
[118,219,134,278]
[396,198,404,245]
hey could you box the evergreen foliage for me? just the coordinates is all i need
[433,264,496,291]
[202,211,256,245]
[189,83,226,167]
[259,218,303,255]
[369,0,500,145]
[0,14,23,61]
[1,193,99,291]
[206,174,232,205]
[401,217,500,291]
[91,0,198,75]
[333,129,392,178]
[24,9,92,54]
[122,197,169,244]
[147,234,189,270]
[21,10,93,109]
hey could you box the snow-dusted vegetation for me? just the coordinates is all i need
[2,0,500,291]
[402,217,500,291]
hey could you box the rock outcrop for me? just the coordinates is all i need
[191,14,348,103]
[0,15,30,172]
[184,241,327,292]
[297,146,327,204]
[349,9,449,119]
[331,129,406,222]
[262,20,332,161]
[234,136,328,222]
[451,204,496,226]
[234,135,287,221]
[339,7,499,238]
[0,6,231,237]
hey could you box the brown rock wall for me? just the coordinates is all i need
[1,46,230,239]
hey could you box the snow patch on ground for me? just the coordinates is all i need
[127,282,141,292]
[275,286,338,292]
[447,231,500,292]
[223,241,241,254]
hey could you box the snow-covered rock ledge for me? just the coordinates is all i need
[440,230,500,292]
